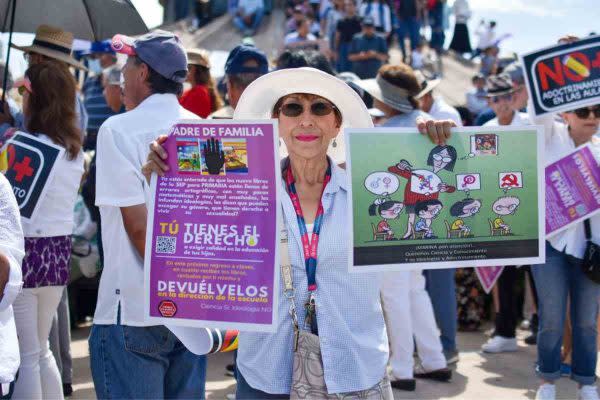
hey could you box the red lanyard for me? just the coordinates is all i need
[284,164,331,292]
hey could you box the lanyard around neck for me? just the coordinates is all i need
[284,163,332,292]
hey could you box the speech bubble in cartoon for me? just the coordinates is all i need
[499,172,523,190]
[470,134,499,156]
[456,173,481,191]
[364,172,400,195]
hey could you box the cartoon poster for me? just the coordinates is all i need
[521,35,600,116]
[345,126,545,271]
[1,132,63,220]
[546,143,600,237]
[144,120,281,332]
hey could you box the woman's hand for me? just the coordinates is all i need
[142,135,170,184]
[416,117,457,145]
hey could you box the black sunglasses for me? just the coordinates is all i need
[279,101,337,117]
[572,106,600,119]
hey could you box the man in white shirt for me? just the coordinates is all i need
[466,73,488,116]
[472,20,496,59]
[89,30,206,399]
[232,0,265,36]
[416,72,463,126]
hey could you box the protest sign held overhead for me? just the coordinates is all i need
[522,35,600,116]
[1,132,63,220]
[345,126,545,272]
[144,120,281,332]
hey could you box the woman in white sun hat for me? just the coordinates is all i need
[143,67,455,399]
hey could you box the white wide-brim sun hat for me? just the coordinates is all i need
[234,67,373,164]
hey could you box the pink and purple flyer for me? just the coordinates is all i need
[144,120,280,332]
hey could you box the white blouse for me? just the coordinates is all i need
[0,173,24,385]
[530,103,600,259]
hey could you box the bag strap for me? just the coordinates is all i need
[585,219,592,241]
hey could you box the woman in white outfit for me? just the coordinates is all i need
[0,174,25,399]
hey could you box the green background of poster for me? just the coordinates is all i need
[349,128,540,249]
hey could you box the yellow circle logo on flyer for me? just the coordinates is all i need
[246,236,258,246]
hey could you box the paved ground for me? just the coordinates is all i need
[70,322,596,400]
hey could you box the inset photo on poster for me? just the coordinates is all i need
[176,139,202,174]
[223,138,249,174]
[200,138,226,176]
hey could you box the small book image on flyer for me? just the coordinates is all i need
[176,139,202,174]
[470,134,499,156]
[223,139,249,174]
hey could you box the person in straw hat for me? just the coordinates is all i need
[179,48,223,118]
[143,66,456,398]
[0,25,88,136]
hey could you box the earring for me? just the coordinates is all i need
[332,139,337,148]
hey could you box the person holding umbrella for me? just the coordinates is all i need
[0,25,88,137]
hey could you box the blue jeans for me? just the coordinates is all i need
[531,243,600,385]
[89,323,207,399]
[236,370,288,399]
[396,17,420,59]
[424,268,457,352]
[233,7,264,33]
[429,6,445,52]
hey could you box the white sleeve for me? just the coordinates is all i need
[0,174,24,312]
[95,123,146,207]
[527,99,558,146]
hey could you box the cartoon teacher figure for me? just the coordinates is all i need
[388,145,457,239]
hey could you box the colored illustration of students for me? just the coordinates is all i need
[388,145,457,239]
[369,199,404,240]
[413,200,443,239]
[491,196,520,235]
[449,198,482,237]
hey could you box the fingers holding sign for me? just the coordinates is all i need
[416,117,457,146]
[142,135,170,183]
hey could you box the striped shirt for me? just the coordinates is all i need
[83,75,117,138]
[237,160,388,394]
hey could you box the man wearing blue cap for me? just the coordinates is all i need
[89,30,207,399]
[209,44,268,119]
[82,40,119,150]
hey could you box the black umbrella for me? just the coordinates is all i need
[0,0,149,100]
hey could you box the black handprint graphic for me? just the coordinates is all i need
[203,138,225,175]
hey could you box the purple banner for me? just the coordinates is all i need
[546,145,600,237]
[475,266,504,294]
[145,121,280,332]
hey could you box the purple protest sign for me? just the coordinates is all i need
[475,266,504,294]
[144,120,280,332]
[546,144,600,237]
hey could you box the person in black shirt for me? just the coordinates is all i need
[395,0,422,63]
[335,0,362,72]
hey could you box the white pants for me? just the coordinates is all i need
[381,270,447,379]
[12,286,64,400]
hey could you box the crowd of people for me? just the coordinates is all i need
[0,1,599,400]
